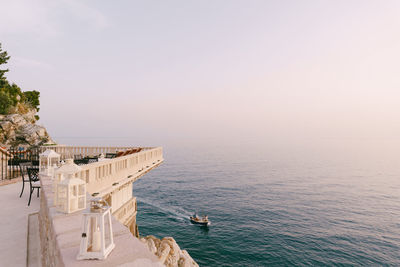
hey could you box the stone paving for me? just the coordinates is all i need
[0,180,40,266]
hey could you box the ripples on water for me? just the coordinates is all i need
[134,142,400,266]
[58,138,400,266]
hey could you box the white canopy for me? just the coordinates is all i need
[55,159,82,175]
[40,149,60,158]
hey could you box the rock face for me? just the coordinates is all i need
[140,236,199,267]
[0,110,55,146]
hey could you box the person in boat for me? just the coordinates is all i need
[202,215,208,221]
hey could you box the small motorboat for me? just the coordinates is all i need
[190,214,210,226]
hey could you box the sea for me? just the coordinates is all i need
[57,138,400,266]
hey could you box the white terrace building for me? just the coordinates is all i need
[40,145,163,237]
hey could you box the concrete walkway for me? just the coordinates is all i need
[0,180,40,267]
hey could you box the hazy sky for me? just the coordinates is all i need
[1,0,400,146]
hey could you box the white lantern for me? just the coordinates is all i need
[54,159,79,206]
[77,198,115,260]
[53,163,65,206]
[54,159,86,213]
[39,149,61,176]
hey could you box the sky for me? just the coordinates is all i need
[1,0,400,147]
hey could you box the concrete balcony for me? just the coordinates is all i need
[33,145,166,265]
[42,145,163,199]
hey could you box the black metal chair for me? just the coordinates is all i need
[27,167,40,206]
[18,162,33,198]
[74,154,83,160]
[74,159,85,165]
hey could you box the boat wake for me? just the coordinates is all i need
[138,198,192,222]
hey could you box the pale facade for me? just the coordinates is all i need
[41,145,163,237]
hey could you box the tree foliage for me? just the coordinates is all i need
[23,90,40,111]
[0,90,12,114]
[0,43,40,117]
[0,43,10,80]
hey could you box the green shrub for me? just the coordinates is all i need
[0,90,12,114]
[23,90,40,111]
[0,43,40,115]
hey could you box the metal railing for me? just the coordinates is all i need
[0,147,40,180]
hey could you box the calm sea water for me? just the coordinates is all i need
[59,138,400,266]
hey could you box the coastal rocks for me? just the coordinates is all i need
[0,110,55,146]
[140,236,199,267]
[0,120,12,132]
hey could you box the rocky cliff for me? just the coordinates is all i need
[140,235,199,267]
[0,109,55,146]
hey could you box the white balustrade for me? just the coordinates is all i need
[41,145,163,227]
[39,145,152,159]
[40,145,163,196]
